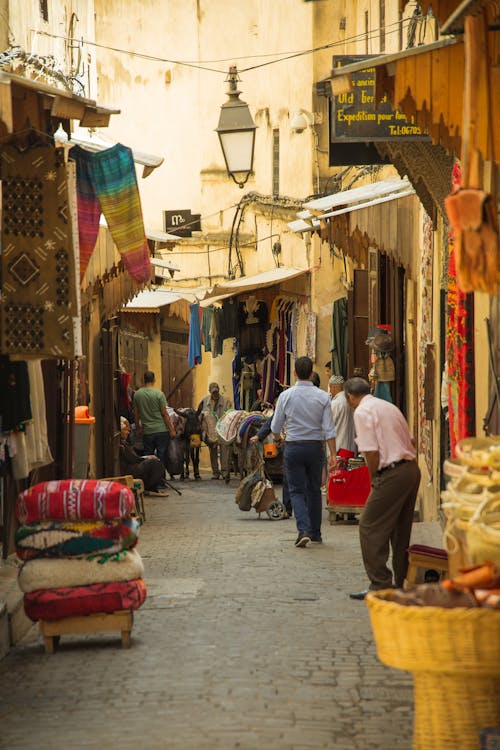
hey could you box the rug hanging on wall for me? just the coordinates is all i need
[0,145,77,358]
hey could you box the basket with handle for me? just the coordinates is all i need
[366,590,500,750]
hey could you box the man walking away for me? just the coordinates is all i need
[271,356,337,548]
[197,382,232,481]
[344,377,421,599]
[133,370,176,470]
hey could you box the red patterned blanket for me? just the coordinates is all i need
[24,578,147,621]
[16,480,135,524]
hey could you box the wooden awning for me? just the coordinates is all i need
[0,70,120,136]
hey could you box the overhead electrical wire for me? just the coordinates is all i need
[33,18,411,77]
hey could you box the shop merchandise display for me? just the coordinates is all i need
[365,434,500,750]
[15,480,147,647]
[69,143,151,283]
[15,517,140,560]
[0,145,78,359]
[16,479,135,524]
[197,295,316,404]
[442,436,500,574]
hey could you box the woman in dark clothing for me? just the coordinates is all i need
[119,417,168,495]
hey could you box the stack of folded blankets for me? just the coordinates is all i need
[15,479,147,622]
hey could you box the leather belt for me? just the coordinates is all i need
[376,458,409,476]
[286,440,323,444]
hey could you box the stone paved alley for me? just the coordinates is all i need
[0,476,415,750]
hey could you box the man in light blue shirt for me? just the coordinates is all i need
[271,356,337,547]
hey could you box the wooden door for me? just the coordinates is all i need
[119,329,149,389]
[347,269,370,378]
[161,329,193,408]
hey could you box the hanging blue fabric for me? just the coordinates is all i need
[188,303,202,368]
[374,381,392,403]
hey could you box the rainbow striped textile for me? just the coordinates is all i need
[70,143,151,283]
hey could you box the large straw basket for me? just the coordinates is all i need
[366,590,500,750]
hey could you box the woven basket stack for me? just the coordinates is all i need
[442,436,500,576]
[366,589,500,750]
[15,479,147,633]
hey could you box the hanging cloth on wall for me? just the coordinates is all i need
[222,297,239,340]
[201,306,213,352]
[305,311,317,361]
[25,359,54,471]
[188,303,202,368]
[0,144,77,358]
[330,297,348,379]
[238,297,268,357]
[69,143,151,283]
[0,359,31,433]
[232,343,242,409]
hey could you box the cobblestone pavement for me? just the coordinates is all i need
[0,475,414,750]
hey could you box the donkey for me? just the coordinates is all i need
[174,407,202,480]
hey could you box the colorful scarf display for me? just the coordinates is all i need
[70,143,151,283]
[23,579,147,622]
[0,145,77,358]
[16,479,135,524]
[446,247,475,456]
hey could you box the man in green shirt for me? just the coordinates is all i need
[133,370,176,470]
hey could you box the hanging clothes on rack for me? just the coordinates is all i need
[330,297,348,379]
[201,306,213,352]
[188,303,202,368]
[222,297,239,340]
[232,343,242,409]
[238,296,268,358]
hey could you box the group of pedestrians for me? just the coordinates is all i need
[123,358,421,598]
[267,356,420,599]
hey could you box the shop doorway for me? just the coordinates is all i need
[119,329,149,389]
[347,251,406,413]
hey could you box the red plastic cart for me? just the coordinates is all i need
[326,452,371,524]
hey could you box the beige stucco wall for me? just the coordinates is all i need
[8,1,98,99]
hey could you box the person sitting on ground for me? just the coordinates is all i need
[119,416,169,496]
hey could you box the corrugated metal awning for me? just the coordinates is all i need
[124,289,183,311]
[289,178,414,233]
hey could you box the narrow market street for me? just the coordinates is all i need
[0,475,414,750]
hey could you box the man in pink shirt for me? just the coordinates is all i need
[344,377,421,599]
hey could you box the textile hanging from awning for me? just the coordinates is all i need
[0,145,78,358]
[70,144,151,283]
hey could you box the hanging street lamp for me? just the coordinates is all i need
[216,65,257,188]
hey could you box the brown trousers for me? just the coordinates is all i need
[209,442,231,478]
[359,460,421,589]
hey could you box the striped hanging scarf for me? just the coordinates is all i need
[70,143,151,283]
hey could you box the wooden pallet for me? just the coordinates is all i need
[39,610,133,653]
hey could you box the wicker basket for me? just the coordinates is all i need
[467,496,500,566]
[366,590,500,750]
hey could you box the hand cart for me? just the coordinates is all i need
[326,456,370,524]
